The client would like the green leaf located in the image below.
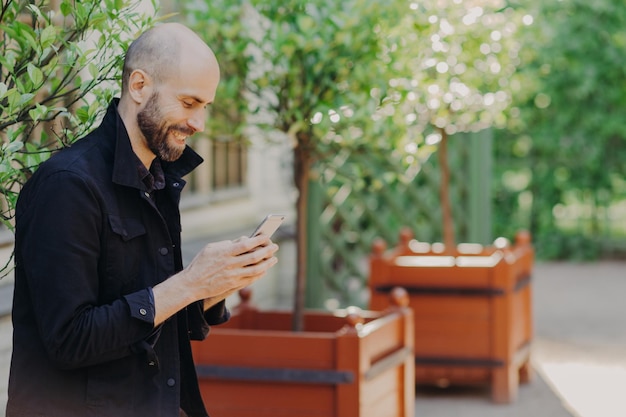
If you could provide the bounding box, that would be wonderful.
[4,140,24,154]
[18,93,35,106]
[88,63,99,79]
[0,52,16,73]
[75,106,90,123]
[27,64,44,87]
[28,104,49,122]
[40,26,58,50]
[20,29,40,53]
[60,1,72,16]
[26,4,45,23]
[90,12,108,28]
[296,15,316,32]
[4,88,21,112]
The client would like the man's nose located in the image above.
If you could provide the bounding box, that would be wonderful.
[187,109,206,133]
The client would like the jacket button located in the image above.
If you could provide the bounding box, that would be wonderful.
[144,191,150,198]
[167,378,176,387]
[139,308,147,316]
[172,182,180,188]
[159,247,169,255]
[148,360,156,366]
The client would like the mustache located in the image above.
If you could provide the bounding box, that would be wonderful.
[170,126,195,136]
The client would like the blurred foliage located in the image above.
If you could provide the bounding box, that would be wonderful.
[0,0,158,234]
[184,0,626,274]
[181,0,415,316]
[383,0,527,248]
[181,0,535,307]
[493,0,626,260]
[182,0,412,159]
[388,0,524,137]
[3,0,622,271]
[181,0,251,143]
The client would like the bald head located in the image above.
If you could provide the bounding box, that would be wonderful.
[117,23,220,168]
[121,23,219,94]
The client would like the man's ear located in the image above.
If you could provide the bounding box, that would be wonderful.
[127,69,152,104]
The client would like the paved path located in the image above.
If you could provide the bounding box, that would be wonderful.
[1,261,625,417]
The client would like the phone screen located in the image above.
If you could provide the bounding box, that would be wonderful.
[250,214,285,238]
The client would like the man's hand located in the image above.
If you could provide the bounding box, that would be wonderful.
[152,235,278,326]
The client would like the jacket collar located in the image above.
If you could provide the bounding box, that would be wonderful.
[103,99,204,189]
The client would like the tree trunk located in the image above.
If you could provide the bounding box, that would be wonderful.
[292,136,311,332]
[438,128,456,252]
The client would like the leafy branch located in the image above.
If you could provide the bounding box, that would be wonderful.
[0,0,158,237]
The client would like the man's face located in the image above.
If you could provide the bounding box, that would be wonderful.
[136,91,194,162]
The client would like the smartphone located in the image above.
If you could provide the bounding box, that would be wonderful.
[250,214,286,238]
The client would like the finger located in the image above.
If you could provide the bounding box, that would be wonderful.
[246,254,279,270]
[240,244,278,267]
[240,257,278,275]
[231,235,248,244]
[234,236,274,257]
[248,234,271,249]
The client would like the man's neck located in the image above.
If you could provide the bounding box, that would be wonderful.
[116,99,156,169]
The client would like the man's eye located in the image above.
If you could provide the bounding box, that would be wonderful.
[183,101,193,108]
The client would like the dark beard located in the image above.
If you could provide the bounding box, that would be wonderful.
[137,92,188,162]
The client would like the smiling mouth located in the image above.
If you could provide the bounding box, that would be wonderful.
[172,130,188,143]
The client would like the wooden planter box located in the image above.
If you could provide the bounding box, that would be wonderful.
[192,287,415,417]
[368,229,534,404]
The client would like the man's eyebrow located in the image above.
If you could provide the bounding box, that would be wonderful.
[192,96,208,104]
[181,95,212,105]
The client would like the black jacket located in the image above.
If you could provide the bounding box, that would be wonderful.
[7,100,228,417]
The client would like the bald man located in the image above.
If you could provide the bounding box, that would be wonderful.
[6,23,279,417]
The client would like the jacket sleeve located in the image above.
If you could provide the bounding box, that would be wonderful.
[17,170,155,369]
[186,299,231,341]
